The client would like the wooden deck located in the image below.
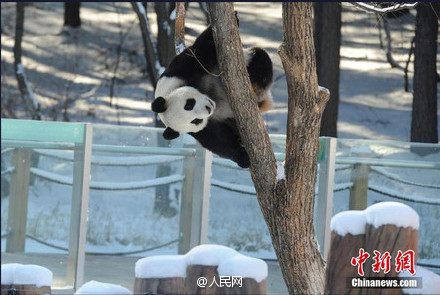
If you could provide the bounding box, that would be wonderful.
[1,252,288,294]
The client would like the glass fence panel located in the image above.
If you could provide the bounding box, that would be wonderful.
[1,145,75,289]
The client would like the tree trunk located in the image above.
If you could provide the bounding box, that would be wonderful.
[207,3,328,294]
[410,2,439,143]
[154,2,176,67]
[64,2,81,28]
[132,2,160,88]
[314,2,341,137]
[14,2,40,120]
[174,2,186,54]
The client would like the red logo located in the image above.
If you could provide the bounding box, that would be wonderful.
[351,249,416,276]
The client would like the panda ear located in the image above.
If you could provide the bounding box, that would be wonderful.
[163,127,180,140]
[152,97,167,113]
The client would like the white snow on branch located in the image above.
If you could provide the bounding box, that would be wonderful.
[351,2,418,14]
[318,85,330,95]
[155,60,165,76]
[16,63,39,109]
[169,8,176,21]
[276,161,285,180]
[176,43,185,55]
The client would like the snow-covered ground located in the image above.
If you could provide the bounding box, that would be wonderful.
[1,0,439,283]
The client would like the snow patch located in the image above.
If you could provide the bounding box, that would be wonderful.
[318,85,330,95]
[134,245,268,282]
[276,161,285,180]
[350,146,372,155]
[217,254,268,283]
[135,255,187,278]
[4,264,53,287]
[185,244,238,266]
[1,263,22,285]
[176,43,186,55]
[331,210,367,236]
[399,266,440,294]
[169,9,176,21]
[75,280,131,295]
[365,201,419,230]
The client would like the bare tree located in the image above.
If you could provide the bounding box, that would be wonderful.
[207,3,328,294]
[314,2,341,137]
[410,2,439,143]
[14,2,40,120]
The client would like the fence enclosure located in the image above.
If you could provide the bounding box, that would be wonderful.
[1,119,439,293]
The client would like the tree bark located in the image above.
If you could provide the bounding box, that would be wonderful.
[154,2,176,67]
[14,2,40,120]
[64,2,81,28]
[174,2,186,54]
[207,3,328,294]
[314,2,341,137]
[410,2,439,143]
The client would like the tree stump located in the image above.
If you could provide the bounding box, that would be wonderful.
[325,211,367,295]
[363,203,419,295]
[185,265,219,295]
[134,277,186,295]
[9,285,51,295]
[220,278,266,295]
[134,255,187,295]
[326,202,419,295]
[1,264,52,295]
[134,245,267,295]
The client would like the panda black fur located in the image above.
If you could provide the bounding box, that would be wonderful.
[152,23,273,168]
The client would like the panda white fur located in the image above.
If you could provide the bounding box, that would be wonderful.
[151,20,273,168]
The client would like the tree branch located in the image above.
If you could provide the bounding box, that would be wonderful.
[175,2,186,54]
[132,2,160,87]
[206,3,277,202]
[351,2,418,14]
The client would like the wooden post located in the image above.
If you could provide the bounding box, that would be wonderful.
[349,149,370,210]
[326,202,419,295]
[363,203,419,295]
[9,285,51,295]
[134,277,186,295]
[6,148,31,253]
[325,211,367,295]
[186,265,219,295]
[220,278,266,295]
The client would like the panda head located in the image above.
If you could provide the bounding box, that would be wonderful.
[152,86,216,140]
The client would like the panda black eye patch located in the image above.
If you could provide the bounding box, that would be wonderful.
[191,118,203,125]
[184,98,196,111]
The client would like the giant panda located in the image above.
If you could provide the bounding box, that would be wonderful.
[151,19,273,168]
